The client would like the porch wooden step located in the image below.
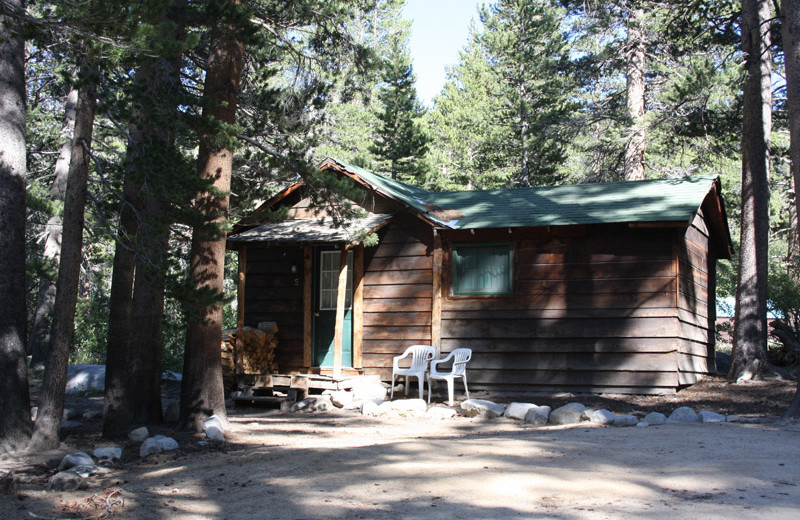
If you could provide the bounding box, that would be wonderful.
[232,394,295,412]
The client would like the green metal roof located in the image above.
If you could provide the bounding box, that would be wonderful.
[326,158,720,230]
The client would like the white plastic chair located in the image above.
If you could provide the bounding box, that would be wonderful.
[391,345,436,400]
[427,348,472,406]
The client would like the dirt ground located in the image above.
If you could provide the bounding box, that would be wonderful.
[2,377,799,520]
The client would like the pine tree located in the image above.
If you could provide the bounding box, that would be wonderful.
[370,36,430,181]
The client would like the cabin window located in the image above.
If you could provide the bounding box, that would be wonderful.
[453,243,513,295]
[319,250,353,310]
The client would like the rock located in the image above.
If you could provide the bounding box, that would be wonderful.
[61,420,82,430]
[203,415,225,433]
[549,403,586,425]
[589,409,616,425]
[63,408,80,420]
[82,409,103,420]
[161,370,182,382]
[523,405,551,425]
[614,414,639,427]
[351,378,387,402]
[330,391,354,408]
[205,426,224,442]
[291,398,316,413]
[425,407,457,420]
[640,412,667,426]
[387,399,428,417]
[139,435,179,457]
[163,400,180,423]
[699,410,726,423]
[504,402,539,421]
[312,396,333,412]
[129,426,149,442]
[93,447,122,461]
[361,400,382,416]
[59,452,94,471]
[667,406,699,424]
[69,465,108,478]
[49,471,84,491]
[461,399,505,418]
[65,365,106,394]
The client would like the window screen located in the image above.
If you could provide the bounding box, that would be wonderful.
[453,243,513,295]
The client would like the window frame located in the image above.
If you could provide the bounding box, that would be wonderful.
[451,242,514,296]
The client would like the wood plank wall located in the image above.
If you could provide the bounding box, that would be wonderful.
[361,214,433,376]
[677,210,716,384]
[438,226,683,394]
[242,246,305,372]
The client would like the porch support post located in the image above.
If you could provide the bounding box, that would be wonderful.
[302,245,312,370]
[333,245,349,378]
[353,243,364,369]
[431,231,443,356]
[235,245,247,376]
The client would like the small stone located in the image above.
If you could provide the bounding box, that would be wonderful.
[61,420,82,429]
[589,409,616,425]
[667,406,699,424]
[549,403,586,425]
[330,391,354,408]
[461,399,505,418]
[205,426,224,442]
[203,415,225,434]
[523,405,551,425]
[63,408,80,420]
[163,400,180,422]
[425,407,457,420]
[504,402,538,421]
[312,396,333,412]
[129,426,149,442]
[290,398,316,413]
[82,409,103,420]
[139,435,179,457]
[641,412,667,425]
[614,414,639,427]
[93,447,122,461]
[361,400,381,416]
[49,471,84,491]
[699,410,726,423]
[69,465,107,478]
[59,452,94,471]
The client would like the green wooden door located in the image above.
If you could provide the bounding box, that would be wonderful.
[312,248,353,367]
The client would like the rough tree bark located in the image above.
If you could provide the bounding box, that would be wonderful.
[729,0,773,382]
[29,62,97,450]
[0,0,33,453]
[782,0,800,418]
[624,6,646,181]
[28,88,78,370]
[180,0,245,432]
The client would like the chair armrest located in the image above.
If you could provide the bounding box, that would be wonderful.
[431,351,455,371]
[393,350,412,370]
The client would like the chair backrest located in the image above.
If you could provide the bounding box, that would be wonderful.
[405,344,436,369]
[450,348,472,375]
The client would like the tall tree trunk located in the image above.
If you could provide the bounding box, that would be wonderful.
[29,88,79,370]
[624,6,646,181]
[0,0,32,453]
[103,0,187,435]
[30,61,97,450]
[785,0,800,258]
[180,0,245,432]
[729,0,772,382]
[781,0,800,416]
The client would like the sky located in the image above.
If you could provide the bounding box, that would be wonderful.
[401,0,485,107]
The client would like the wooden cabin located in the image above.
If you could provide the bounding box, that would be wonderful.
[227,158,733,394]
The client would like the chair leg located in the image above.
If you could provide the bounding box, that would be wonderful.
[404,376,409,396]
[390,374,395,400]
[463,374,469,401]
[418,375,424,400]
[427,376,432,404]
[447,377,455,407]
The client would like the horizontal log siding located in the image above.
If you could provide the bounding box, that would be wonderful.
[361,215,433,376]
[243,246,305,372]
[440,229,681,394]
[677,212,716,384]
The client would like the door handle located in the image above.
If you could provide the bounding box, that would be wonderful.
[314,312,320,317]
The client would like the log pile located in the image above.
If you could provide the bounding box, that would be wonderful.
[221,322,279,390]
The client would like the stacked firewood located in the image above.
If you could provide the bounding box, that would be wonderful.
[221,322,279,387]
